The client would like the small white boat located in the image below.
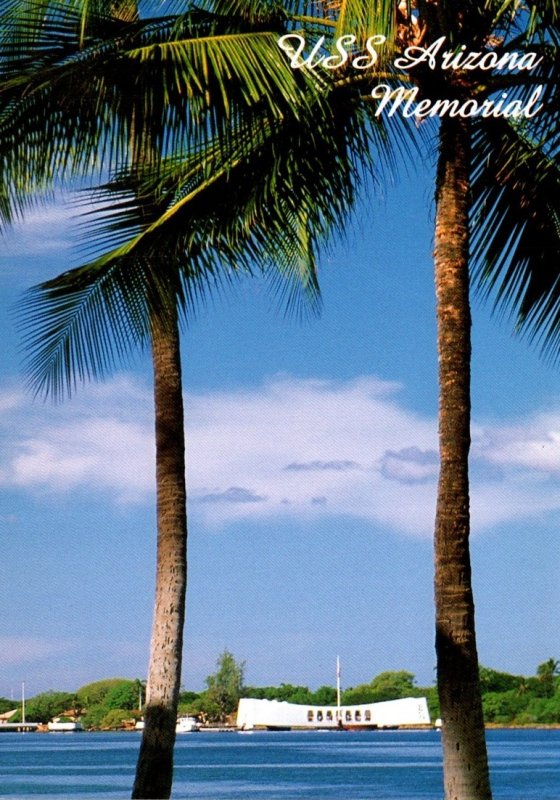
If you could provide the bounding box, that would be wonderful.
[48,719,82,732]
[135,716,199,733]
[176,716,199,733]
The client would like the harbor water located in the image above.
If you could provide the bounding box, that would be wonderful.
[0,728,558,798]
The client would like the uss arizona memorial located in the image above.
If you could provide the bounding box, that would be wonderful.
[237,658,432,731]
[236,696,431,731]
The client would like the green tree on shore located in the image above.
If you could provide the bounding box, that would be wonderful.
[0,697,14,714]
[536,659,560,698]
[10,691,76,723]
[76,679,131,709]
[204,650,246,721]
[342,670,416,705]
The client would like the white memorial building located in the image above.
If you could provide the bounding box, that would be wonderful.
[236,696,431,731]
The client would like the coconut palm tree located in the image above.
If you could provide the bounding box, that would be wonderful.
[1,3,386,796]
[536,659,560,697]
[305,3,559,797]
[29,129,375,799]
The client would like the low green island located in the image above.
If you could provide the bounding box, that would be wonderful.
[3,653,559,731]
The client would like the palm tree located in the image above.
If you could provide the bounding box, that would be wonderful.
[308,3,559,797]
[2,3,383,796]
[432,112,489,799]
[536,659,560,697]
[146,2,556,797]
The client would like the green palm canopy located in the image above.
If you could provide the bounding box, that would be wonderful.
[2,0,407,397]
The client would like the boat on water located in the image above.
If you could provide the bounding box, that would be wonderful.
[135,716,199,733]
[47,719,83,732]
[176,716,200,733]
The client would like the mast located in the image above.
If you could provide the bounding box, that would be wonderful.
[336,656,341,721]
[21,682,25,724]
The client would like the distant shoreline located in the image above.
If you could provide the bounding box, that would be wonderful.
[485,723,560,730]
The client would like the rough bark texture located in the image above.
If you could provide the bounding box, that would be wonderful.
[132,304,187,799]
[434,117,492,800]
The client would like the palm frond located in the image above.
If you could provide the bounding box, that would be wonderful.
[0,1,324,207]
[75,72,388,277]
[123,30,324,132]
[488,0,560,41]
[17,54,393,398]
[471,117,560,359]
[332,0,395,44]
[17,242,233,399]
[195,0,287,25]
[11,0,421,399]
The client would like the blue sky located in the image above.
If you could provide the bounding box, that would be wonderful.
[0,162,559,701]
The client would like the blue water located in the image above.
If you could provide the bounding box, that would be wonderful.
[0,729,558,799]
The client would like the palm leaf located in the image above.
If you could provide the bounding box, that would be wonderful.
[471,117,560,358]
[489,0,560,41]
[18,248,230,398]
[18,57,390,398]
[332,0,395,44]
[123,30,324,132]
[0,1,324,205]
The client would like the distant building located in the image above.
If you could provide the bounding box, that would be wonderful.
[237,696,431,730]
[0,709,18,725]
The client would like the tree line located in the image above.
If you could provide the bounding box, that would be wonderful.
[3,654,559,729]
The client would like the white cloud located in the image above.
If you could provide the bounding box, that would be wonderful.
[474,412,560,473]
[2,373,560,537]
[185,375,438,534]
[12,417,153,497]
[0,195,109,287]
[0,202,76,264]
[1,377,155,503]
[0,636,75,667]
[380,446,439,483]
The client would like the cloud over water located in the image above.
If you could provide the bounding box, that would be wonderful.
[2,374,560,537]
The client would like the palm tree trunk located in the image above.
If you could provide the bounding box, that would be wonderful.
[433,116,492,800]
[132,302,187,799]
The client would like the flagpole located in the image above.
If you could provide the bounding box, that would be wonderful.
[336,656,341,722]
